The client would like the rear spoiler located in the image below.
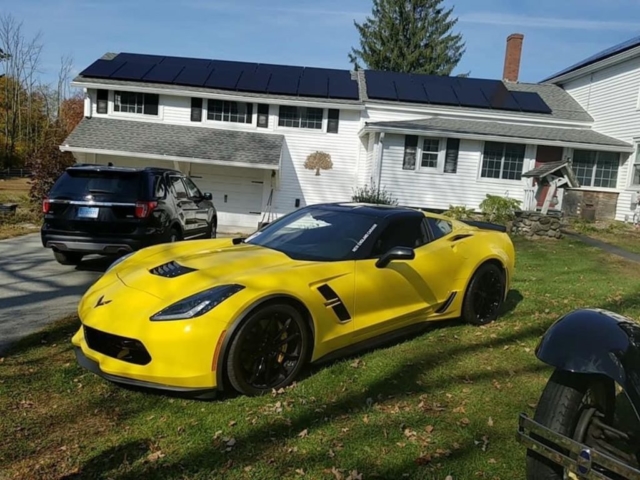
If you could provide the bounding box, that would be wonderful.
[460,220,507,233]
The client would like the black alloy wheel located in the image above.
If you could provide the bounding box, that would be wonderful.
[226,303,310,396]
[462,263,506,326]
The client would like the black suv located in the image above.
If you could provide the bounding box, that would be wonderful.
[41,164,217,265]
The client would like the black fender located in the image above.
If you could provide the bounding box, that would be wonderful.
[536,308,640,412]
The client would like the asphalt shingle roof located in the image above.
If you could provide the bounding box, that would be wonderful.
[366,117,632,150]
[62,117,284,167]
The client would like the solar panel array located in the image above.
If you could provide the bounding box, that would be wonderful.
[364,70,552,114]
[542,34,640,81]
[79,53,360,100]
[78,53,553,114]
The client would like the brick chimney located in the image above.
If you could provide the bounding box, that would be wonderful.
[503,33,524,82]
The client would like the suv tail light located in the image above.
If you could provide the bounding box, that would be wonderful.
[42,199,51,213]
[135,201,158,219]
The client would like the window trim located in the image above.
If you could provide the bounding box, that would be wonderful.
[478,140,527,183]
[571,148,620,190]
[402,135,447,173]
[276,105,325,132]
[205,99,255,125]
[110,90,162,119]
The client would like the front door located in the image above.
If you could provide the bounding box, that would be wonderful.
[534,146,564,208]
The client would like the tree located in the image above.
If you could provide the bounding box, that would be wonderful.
[348,0,465,76]
[304,151,333,176]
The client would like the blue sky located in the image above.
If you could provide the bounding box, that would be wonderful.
[2,0,640,86]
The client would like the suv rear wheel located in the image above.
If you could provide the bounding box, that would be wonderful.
[53,251,84,266]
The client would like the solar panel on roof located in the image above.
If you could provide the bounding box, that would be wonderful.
[143,64,184,83]
[298,70,329,97]
[512,91,552,114]
[161,56,211,68]
[267,73,300,95]
[423,82,459,106]
[487,89,522,111]
[236,71,271,92]
[210,60,257,72]
[453,86,491,109]
[204,68,243,90]
[365,71,398,101]
[327,72,359,99]
[173,66,213,86]
[80,59,126,78]
[393,76,428,103]
[111,61,155,81]
[116,53,165,63]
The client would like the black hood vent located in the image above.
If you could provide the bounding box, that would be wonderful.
[149,261,196,278]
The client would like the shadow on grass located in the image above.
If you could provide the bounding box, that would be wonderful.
[67,322,551,479]
[1,316,79,359]
[59,440,151,480]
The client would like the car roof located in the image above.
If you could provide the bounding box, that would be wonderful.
[311,202,425,220]
[67,164,182,175]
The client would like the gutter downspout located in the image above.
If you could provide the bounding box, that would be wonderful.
[377,132,385,194]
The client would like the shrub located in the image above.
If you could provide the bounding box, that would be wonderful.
[479,194,521,225]
[444,205,476,220]
[351,184,398,205]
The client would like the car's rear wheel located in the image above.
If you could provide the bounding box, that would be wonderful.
[53,251,84,266]
[461,262,505,326]
[226,303,310,396]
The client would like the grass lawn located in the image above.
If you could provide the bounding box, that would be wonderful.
[1,237,640,480]
[566,218,640,255]
[0,177,40,240]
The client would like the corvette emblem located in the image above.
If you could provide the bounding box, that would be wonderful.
[95,295,112,308]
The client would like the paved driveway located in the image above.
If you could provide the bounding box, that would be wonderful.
[0,233,106,355]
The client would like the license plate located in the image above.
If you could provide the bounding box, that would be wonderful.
[77,206,99,219]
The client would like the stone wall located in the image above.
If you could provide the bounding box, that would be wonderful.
[510,212,563,239]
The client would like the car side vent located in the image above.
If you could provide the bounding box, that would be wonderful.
[149,261,196,278]
[317,284,352,322]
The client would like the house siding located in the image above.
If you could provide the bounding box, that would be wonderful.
[378,134,535,211]
[561,57,640,221]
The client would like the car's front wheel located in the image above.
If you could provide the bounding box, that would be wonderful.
[226,303,311,396]
[53,251,84,266]
[461,262,505,326]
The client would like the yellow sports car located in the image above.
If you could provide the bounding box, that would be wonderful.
[72,203,515,398]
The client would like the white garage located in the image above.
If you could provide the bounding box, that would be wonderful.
[60,118,284,231]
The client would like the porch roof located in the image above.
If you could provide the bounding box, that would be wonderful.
[364,117,634,152]
[60,117,284,169]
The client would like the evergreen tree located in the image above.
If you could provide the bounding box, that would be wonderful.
[349,0,466,76]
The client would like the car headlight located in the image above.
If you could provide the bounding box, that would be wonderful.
[106,252,135,273]
[150,284,245,321]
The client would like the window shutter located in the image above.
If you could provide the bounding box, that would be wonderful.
[246,103,254,124]
[190,98,202,122]
[144,94,159,115]
[444,138,460,174]
[403,135,418,170]
[257,103,269,128]
[96,89,108,114]
[327,108,340,133]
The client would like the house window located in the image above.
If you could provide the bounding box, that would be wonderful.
[257,103,269,128]
[113,91,158,115]
[327,109,340,134]
[278,106,323,129]
[208,100,253,124]
[421,138,440,168]
[572,149,620,188]
[481,141,525,180]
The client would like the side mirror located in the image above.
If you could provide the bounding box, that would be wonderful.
[202,192,213,201]
[375,246,415,269]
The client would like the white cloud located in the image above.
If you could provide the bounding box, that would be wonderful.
[459,12,640,31]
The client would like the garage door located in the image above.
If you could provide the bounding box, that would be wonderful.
[189,164,265,229]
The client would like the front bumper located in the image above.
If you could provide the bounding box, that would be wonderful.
[516,413,640,479]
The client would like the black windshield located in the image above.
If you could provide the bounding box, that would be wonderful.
[245,208,380,261]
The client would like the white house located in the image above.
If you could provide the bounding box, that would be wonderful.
[542,35,640,223]
[61,36,634,230]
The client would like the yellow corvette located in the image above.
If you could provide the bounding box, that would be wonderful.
[72,203,515,397]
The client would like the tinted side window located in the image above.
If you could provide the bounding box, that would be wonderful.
[428,218,453,241]
[153,175,168,198]
[183,177,202,198]
[371,216,428,256]
[169,176,188,200]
